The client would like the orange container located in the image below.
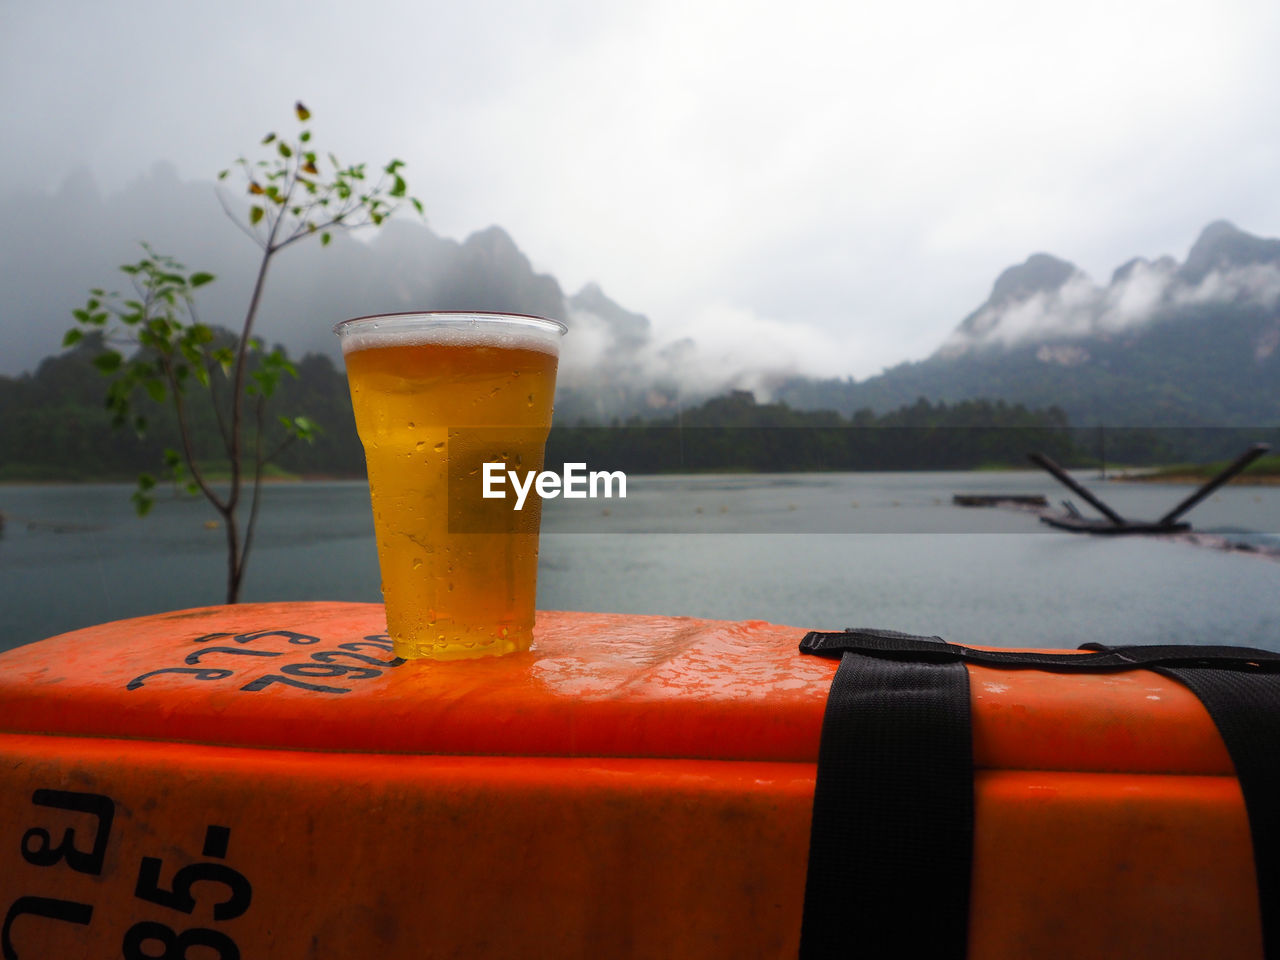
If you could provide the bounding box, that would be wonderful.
[0,603,1262,958]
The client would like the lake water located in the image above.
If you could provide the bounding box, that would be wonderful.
[2,472,1278,655]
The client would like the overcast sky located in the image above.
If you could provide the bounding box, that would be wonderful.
[4,0,1280,378]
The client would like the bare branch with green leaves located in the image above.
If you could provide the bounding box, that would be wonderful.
[67,102,423,603]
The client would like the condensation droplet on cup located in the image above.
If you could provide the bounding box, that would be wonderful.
[412,558,423,570]
[433,442,445,453]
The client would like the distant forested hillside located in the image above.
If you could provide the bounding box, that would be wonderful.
[3,339,1090,481]
[0,334,364,482]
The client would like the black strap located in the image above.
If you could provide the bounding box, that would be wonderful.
[799,628,1280,960]
[1151,660,1280,958]
[802,628,1280,672]
[799,632,972,959]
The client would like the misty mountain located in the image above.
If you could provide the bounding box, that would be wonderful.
[777,221,1280,426]
[0,165,686,421]
[5,167,1279,429]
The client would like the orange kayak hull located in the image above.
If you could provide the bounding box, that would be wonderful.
[0,603,1262,958]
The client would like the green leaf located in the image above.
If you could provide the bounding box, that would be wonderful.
[321,231,331,247]
[300,130,311,143]
[137,472,157,491]
[250,205,264,225]
[190,270,214,286]
[144,379,166,403]
[131,490,154,517]
[253,368,279,397]
[411,197,424,216]
[163,448,182,468]
[288,415,320,442]
[390,175,406,198]
[72,308,91,324]
[93,351,123,374]
[218,169,229,180]
[278,142,293,159]
[62,328,83,347]
[295,101,311,121]
[262,132,277,145]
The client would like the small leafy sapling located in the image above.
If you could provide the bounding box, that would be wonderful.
[67,102,422,603]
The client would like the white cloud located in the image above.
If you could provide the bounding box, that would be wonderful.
[947,260,1280,352]
[1175,263,1280,310]
[1097,260,1176,331]
[560,300,864,402]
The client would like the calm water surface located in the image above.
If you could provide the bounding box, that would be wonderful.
[2,472,1278,654]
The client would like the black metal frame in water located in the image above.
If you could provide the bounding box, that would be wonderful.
[1030,444,1271,535]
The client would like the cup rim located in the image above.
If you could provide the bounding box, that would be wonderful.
[333,310,568,338]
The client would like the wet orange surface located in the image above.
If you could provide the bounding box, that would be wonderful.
[0,602,1235,772]
[0,603,1261,958]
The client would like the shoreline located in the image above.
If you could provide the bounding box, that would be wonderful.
[1110,472,1280,486]
[0,473,367,487]
[4,466,1279,487]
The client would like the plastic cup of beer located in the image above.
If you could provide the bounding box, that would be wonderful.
[334,312,566,660]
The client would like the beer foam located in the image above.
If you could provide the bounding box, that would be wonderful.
[335,313,564,356]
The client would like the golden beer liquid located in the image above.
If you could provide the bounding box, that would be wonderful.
[343,333,559,660]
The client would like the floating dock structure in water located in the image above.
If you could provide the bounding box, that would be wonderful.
[1029,443,1270,535]
[952,493,1048,508]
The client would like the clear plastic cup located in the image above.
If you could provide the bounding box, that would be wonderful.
[335,312,566,660]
